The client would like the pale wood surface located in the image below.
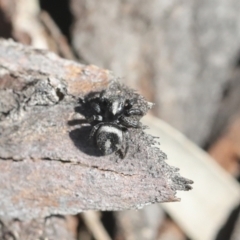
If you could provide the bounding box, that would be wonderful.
[143,115,240,240]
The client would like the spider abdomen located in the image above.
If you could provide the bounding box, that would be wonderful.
[96,125,123,155]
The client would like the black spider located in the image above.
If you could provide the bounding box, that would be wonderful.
[85,92,144,158]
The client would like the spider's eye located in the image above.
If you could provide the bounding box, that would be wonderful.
[124,99,134,109]
[124,100,130,107]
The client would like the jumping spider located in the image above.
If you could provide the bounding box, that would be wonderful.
[86,92,144,158]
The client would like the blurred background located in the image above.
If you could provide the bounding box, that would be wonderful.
[0,0,239,239]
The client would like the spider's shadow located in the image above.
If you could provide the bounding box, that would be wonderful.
[68,92,102,157]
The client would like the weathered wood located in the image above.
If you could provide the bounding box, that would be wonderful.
[0,39,192,220]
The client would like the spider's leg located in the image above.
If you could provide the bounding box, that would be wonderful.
[125,108,144,116]
[122,127,130,158]
[87,115,103,123]
[89,122,104,140]
[99,90,106,99]
[115,127,130,159]
[79,98,85,104]
[91,102,102,113]
[119,116,142,128]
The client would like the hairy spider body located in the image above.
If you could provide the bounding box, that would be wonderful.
[95,124,128,156]
[86,92,144,158]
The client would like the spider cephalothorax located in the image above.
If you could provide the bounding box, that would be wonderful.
[86,92,144,158]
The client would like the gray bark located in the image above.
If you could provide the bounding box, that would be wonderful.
[0,39,192,220]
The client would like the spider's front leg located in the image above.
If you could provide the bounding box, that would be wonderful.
[91,101,102,114]
[87,115,103,123]
[119,115,142,128]
[125,108,144,116]
[123,127,130,158]
[115,127,130,159]
[89,122,104,140]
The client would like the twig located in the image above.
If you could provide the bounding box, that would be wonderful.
[82,211,112,240]
[39,10,77,60]
[14,0,48,48]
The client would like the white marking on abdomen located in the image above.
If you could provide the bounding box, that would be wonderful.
[97,125,123,141]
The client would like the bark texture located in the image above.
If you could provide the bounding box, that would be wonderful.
[0,39,192,220]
